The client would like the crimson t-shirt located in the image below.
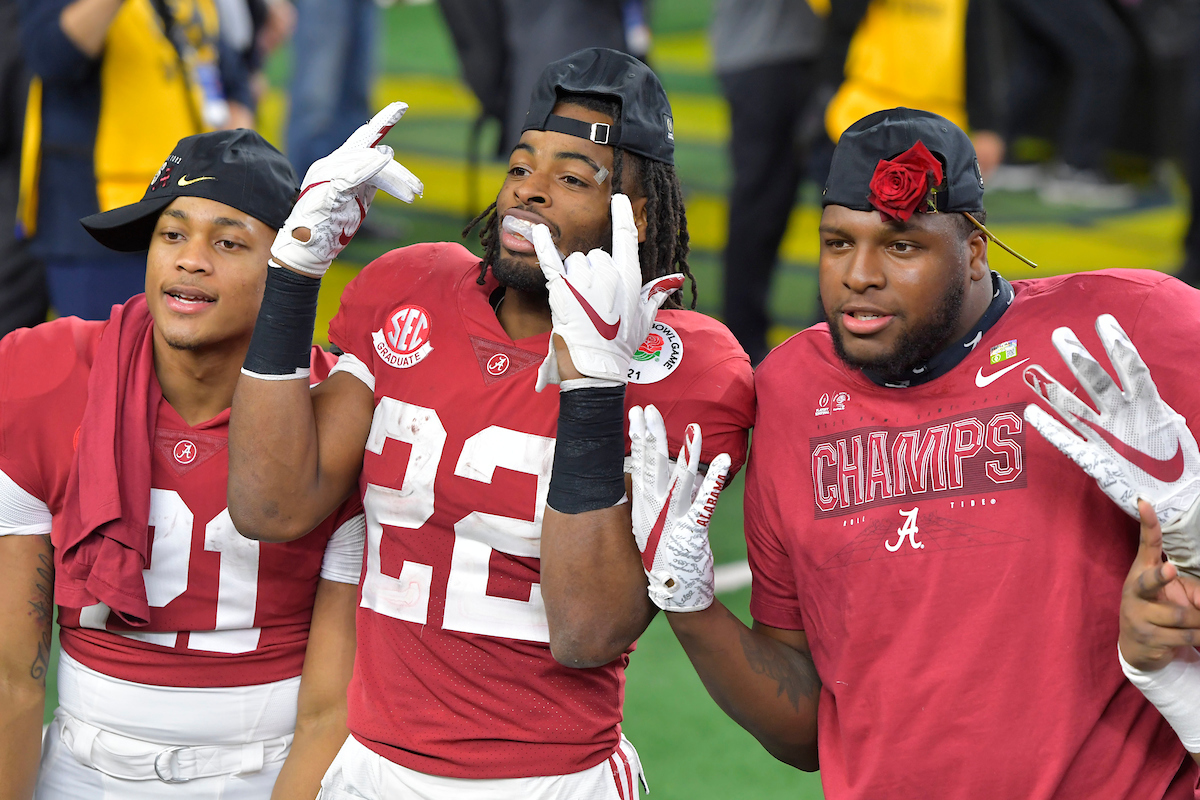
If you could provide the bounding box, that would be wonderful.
[747,269,1200,799]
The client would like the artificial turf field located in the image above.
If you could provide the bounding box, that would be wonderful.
[41,1,1191,797]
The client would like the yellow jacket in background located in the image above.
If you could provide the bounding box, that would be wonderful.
[826,0,969,142]
[94,0,219,211]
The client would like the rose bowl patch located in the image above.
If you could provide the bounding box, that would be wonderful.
[628,321,682,384]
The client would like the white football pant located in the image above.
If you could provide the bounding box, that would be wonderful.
[35,651,298,799]
[318,733,647,800]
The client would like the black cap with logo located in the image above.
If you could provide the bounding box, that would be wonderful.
[522,47,675,165]
[81,129,299,252]
[823,107,985,213]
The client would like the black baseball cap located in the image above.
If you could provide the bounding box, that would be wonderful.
[823,107,985,213]
[81,129,299,252]
[522,47,675,165]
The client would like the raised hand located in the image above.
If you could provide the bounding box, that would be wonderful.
[1120,501,1200,672]
[526,194,683,390]
[628,404,730,612]
[1023,314,1200,576]
[272,102,423,278]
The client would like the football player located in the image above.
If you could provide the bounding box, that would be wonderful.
[0,130,380,799]
[227,49,754,797]
[624,108,1200,798]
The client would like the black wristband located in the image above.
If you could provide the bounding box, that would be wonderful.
[547,386,628,514]
[243,262,321,379]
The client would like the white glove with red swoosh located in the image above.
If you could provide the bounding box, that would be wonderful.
[527,194,683,390]
[272,102,423,278]
[629,404,731,612]
[1023,313,1200,575]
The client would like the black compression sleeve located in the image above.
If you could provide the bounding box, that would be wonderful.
[546,386,627,514]
[242,262,321,378]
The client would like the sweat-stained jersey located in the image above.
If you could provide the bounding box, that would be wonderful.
[327,242,755,780]
[746,269,1200,799]
[0,315,362,689]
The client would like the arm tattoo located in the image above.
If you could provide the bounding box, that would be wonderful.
[738,626,821,712]
[28,543,54,686]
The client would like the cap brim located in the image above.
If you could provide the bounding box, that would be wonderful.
[80,196,175,253]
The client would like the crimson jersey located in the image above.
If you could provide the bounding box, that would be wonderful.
[0,314,361,688]
[328,242,754,779]
[747,270,1200,799]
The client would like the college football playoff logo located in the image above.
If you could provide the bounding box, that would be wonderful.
[373,304,433,369]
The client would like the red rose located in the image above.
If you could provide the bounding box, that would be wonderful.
[866,141,945,223]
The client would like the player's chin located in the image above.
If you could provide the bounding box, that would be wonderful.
[830,323,900,371]
[491,254,549,295]
[157,324,209,352]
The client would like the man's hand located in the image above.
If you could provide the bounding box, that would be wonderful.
[1120,500,1200,671]
[272,102,423,278]
[628,405,730,612]
[527,194,683,390]
[1023,313,1200,575]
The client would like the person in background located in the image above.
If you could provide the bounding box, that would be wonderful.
[991,0,1137,208]
[285,0,373,179]
[215,0,296,116]
[16,0,253,321]
[0,0,48,336]
[711,0,823,365]
[809,0,1007,177]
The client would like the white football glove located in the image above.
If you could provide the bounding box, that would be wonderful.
[1023,313,1200,576]
[629,404,731,612]
[272,102,423,278]
[526,194,683,390]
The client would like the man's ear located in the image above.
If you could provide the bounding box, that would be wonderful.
[630,195,649,244]
[968,229,989,281]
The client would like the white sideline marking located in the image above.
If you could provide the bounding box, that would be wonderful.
[714,560,752,593]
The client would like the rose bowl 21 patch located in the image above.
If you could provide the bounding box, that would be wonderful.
[628,321,682,384]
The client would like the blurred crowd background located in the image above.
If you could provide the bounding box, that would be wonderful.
[4,0,1200,367]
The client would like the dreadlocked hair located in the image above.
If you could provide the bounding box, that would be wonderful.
[462,93,696,309]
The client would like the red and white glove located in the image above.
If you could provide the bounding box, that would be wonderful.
[1023,313,1200,575]
[628,404,731,612]
[526,194,683,390]
[272,102,423,278]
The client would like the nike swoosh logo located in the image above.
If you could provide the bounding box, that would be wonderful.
[338,198,366,246]
[177,175,215,186]
[975,358,1030,388]
[370,123,396,147]
[563,279,620,340]
[1078,418,1186,482]
[643,484,675,572]
[298,180,330,199]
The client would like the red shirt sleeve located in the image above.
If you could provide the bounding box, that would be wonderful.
[625,313,756,475]
[0,318,101,507]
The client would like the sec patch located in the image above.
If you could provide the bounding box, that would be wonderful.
[628,321,682,384]
[373,305,433,369]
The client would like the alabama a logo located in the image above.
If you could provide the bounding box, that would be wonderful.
[627,321,683,384]
[373,305,433,369]
[885,507,925,552]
